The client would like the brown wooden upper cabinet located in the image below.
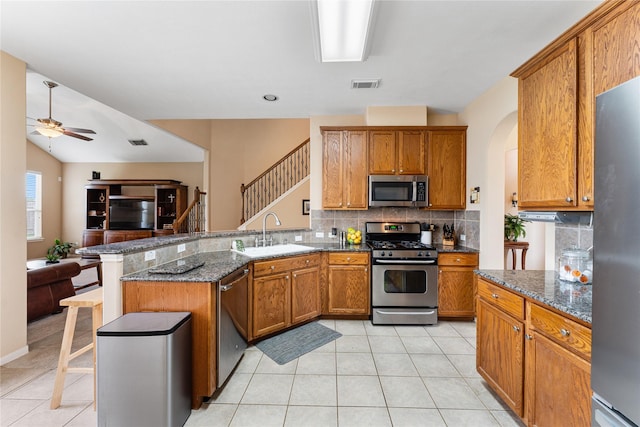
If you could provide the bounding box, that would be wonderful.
[368,130,425,175]
[322,130,368,210]
[427,130,467,210]
[512,1,640,211]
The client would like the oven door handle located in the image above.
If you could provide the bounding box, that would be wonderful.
[375,309,437,315]
[374,259,436,265]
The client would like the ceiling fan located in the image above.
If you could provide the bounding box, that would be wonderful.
[28,81,96,141]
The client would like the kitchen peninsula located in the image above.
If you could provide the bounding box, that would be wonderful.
[80,230,477,408]
[474,270,592,426]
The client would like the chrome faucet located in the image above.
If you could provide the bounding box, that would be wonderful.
[260,212,281,247]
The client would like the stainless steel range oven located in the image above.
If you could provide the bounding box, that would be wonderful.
[366,222,438,325]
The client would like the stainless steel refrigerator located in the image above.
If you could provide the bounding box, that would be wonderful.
[593,75,640,427]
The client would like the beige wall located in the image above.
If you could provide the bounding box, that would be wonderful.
[1,51,28,362]
[62,163,204,246]
[241,178,311,231]
[152,119,311,231]
[211,119,310,230]
[459,76,519,269]
[26,142,63,259]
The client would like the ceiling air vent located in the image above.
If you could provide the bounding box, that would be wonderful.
[128,139,148,146]
[351,79,380,89]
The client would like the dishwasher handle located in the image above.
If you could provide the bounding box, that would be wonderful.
[219,268,250,291]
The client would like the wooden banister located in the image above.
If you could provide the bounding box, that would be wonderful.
[241,138,310,224]
[173,187,206,233]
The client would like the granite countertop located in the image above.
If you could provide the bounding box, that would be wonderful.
[436,244,478,253]
[122,244,370,283]
[475,270,592,324]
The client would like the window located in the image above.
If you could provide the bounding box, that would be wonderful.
[26,171,42,240]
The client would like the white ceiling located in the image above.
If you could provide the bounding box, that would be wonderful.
[1,0,601,163]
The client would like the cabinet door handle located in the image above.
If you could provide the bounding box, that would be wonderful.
[399,169,403,173]
[525,334,533,340]
[270,265,275,270]
[392,169,396,173]
[347,257,351,262]
[566,197,573,203]
[582,196,590,202]
[286,275,289,280]
[306,259,310,264]
[512,325,520,332]
[456,258,461,263]
[491,293,499,299]
[293,274,297,278]
[364,267,368,273]
[560,328,571,337]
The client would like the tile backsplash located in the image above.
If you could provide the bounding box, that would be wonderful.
[555,222,594,255]
[310,208,480,249]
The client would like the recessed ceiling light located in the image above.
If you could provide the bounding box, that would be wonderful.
[263,94,278,102]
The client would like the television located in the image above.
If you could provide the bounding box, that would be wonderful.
[109,199,155,230]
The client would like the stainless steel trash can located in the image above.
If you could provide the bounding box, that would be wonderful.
[97,312,191,427]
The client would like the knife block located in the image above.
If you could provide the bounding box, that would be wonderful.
[442,237,455,246]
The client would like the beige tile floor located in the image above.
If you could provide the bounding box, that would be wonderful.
[1,308,525,427]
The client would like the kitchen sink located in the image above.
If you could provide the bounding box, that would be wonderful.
[232,243,316,258]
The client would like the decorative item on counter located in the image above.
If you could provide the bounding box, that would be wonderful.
[346,227,361,245]
[557,246,593,284]
[442,224,455,246]
[231,240,245,252]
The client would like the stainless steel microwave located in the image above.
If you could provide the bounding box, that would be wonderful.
[369,175,428,207]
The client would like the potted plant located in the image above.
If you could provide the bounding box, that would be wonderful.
[49,239,73,259]
[504,214,530,242]
[45,251,60,263]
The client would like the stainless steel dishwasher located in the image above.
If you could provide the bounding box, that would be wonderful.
[217,266,249,387]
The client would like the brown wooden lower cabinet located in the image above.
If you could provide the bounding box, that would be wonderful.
[82,229,104,247]
[103,229,152,244]
[476,294,525,417]
[251,253,321,340]
[325,252,370,316]
[122,280,216,410]
[437,252,478,319]
[476,276,592,426]
[525,330,591,426]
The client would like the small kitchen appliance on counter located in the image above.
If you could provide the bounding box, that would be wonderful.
[366,222,438,325]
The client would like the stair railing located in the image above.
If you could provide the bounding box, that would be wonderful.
[240,138,310,224]
[173,187,207,233]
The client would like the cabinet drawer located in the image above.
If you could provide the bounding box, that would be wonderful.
[253,253,320,277]
[528,302,591,359]
[328,252,369,265]
[477,279,525,320]
[438,252,478,266]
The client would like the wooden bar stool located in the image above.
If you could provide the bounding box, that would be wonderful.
[50,288,103,410]
[504,241,529,270]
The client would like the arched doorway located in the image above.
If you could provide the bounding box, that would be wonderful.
[481,111,547,270]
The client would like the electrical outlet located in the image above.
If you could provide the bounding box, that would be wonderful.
[295,235,303,242]
[177,244,186,253]
[459,234,466,241]
[144,250,156,261]
[315,232,324,238]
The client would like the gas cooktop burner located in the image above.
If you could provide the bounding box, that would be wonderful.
[367,240,435,251]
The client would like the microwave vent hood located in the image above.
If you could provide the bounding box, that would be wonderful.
[518,211,593,225]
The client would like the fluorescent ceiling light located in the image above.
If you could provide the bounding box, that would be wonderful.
[312,0,375,62]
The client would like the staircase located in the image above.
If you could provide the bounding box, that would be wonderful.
[240,138,310,225]
[173,187,207,233]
